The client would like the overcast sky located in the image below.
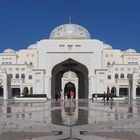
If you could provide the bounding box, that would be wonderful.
[0,0,140,52]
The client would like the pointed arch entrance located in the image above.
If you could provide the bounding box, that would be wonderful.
[111,87,117,96]
[51,58,89,99]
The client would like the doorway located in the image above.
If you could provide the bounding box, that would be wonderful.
[64,82,76,99]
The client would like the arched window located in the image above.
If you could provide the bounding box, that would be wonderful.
[107,62,110,66]
[15,74,19,79]
[120,74,124,78]
[23,87,29,96]
[108,75,111,79]
[127,74,131,79]
[111,87,117,96]
[115,74,119,79]
[21,74,25,79]
[29,75,32,80]
[29,62,33,66]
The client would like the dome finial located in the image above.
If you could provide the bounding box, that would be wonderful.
[69,16,72,23]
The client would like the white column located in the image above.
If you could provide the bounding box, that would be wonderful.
[7,75,11,99]
[89,76,95,98]
[128,84,130,99]
[20,80,24,96]
[132,75,136,99]
[3,85,8,99]
[88,77,92,98]
[3,74,8,100]
[132,85,136,99]
[115,85,119,97]
[115,79,119,97]
[45,76,51,98]
[75,78,78,99]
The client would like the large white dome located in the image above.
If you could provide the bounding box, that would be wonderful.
[27,44,37,49]
[125,48,136,53]
[3,48,15,53]
[103,44,112,50]
[49,24,91,39]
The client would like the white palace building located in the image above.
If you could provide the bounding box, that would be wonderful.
[0,23,140,99]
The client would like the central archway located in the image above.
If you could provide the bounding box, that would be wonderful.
[51,58,89,99]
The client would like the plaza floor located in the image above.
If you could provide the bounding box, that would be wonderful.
[0,99,140,140]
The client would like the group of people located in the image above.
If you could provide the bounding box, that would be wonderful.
[55,90,75,101]
[102,92,114,102]
[92,92,114,102]
[55,90,62,101]
[92,94,98,101]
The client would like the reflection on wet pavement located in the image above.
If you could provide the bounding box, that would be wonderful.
[0,99,140,140]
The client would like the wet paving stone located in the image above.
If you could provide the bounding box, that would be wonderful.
[0,99,140,140]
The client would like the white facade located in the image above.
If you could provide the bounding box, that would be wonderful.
[0,23,140,99]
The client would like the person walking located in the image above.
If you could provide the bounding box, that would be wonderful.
[95,94,98,101]
[55,92,59,101]
[110,92,114,102]
[70,91,74,101]
[106,93,109,103]
[92,93,94,101]
[102,92,106,102]
[58,91,61,100]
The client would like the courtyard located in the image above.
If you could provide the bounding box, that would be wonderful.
[0,99,140,140]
